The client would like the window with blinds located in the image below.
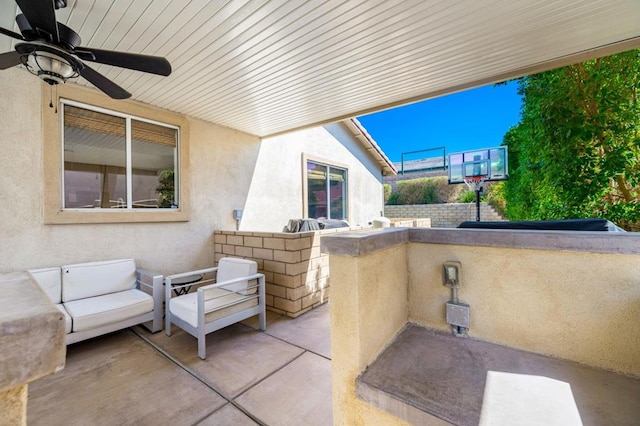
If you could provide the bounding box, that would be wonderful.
[62,102,179,210]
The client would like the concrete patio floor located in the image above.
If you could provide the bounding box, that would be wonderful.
[27,304,332,426]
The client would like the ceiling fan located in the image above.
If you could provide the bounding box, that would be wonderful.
[0,0,171,99]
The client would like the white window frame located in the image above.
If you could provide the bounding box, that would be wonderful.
[60,99,180,211]
[302,155,349,221]
[43,84,190,225]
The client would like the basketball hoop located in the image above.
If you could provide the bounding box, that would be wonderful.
[448,146,508,223]
[463,175,486,192]
[463,175,486,222]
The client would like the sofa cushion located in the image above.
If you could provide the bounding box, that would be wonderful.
[216,258,258,295]
[169,289,257,328]
[64,289,153,332]
[62,259,137,303]
[28,267,62,304]
[55,304,72,334]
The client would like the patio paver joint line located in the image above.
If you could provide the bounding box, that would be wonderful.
[130,327,268,426]
[232,350,308,402]
[263,328,332,361]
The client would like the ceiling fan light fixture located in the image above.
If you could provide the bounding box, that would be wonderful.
[22,50,77,85]
[2,0,170,99]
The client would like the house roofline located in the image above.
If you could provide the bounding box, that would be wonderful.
[341,118,397,176]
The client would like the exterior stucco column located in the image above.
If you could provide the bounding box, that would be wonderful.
[0,272,66,425]
[0,385,27,426]
[323,229,414,425]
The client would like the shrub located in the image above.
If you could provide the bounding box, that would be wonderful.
[484,181,508,218]
[383,184,392,204]
[385,175,509,221]
[458,190,477,203]
[387,192,400,205]
[390,176,457,204]
[395,179,428,204]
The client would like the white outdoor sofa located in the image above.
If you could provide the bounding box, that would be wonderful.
[165,257,266,359]
[28,258,163,345]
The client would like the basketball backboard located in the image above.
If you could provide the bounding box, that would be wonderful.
[448,146,508,184]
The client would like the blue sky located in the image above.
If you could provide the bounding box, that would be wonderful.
[358,81,522,163]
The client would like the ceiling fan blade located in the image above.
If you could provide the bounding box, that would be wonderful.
[0,51,22,69]
[75,48,171,76]
[0,26,24,41]
[79,64,131,99]
[15,0,59,42]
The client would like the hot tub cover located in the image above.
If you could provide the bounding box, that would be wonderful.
[457,218,625,232]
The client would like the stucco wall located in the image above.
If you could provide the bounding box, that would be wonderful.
[407,243,640,376]
[322,228,640,424]
[241,122,385,232]
[0,68,260,274]
[0,68,386,276]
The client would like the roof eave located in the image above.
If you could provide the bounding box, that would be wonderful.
[341,118,397,176]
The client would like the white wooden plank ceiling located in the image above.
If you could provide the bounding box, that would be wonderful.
[1,0,639,137]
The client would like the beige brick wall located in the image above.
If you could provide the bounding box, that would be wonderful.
[389,218,432,228]
[385,202,505,228]
[213,226,363,317]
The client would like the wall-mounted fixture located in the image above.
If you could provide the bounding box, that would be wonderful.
[443,261,460,288]
[0,2,171,101]
[442,261,469,336]
[233,209,243,230]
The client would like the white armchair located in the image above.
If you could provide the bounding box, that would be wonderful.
[165,257,266,359]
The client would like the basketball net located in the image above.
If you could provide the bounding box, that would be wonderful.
[463,175,486,192]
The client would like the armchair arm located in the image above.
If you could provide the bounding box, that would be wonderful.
[136,267,163,333]
[197,273,266,330]
[136,267,163,289]
[196,272,264,293]
[166,266,219,282]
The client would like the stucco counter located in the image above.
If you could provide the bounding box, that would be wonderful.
[321,226,640,256]
[320,226,640,425]
[0,272,66,425]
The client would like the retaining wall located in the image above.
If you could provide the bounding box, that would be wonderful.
[389,218,432,228]
[384,202,505,228]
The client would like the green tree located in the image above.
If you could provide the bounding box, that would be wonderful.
[156,169,175,208]
[504,49,640,230]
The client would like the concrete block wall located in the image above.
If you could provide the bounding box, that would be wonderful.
[389,218,432,228]
[214,227,363,318]
[384,203,505,228]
